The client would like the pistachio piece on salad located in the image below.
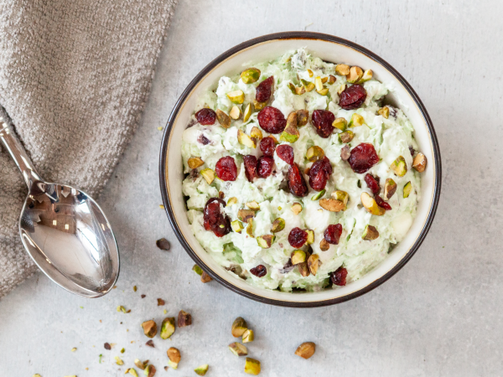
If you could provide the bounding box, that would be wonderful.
[296,109,309,126]
[337,83,347,95]
[315,76,324,91]
[295,342,316,359]
[194,364,209,376]
[347,66,364,83]
[229,342,248,356]
[141,320,157,338]
[377,106,390,119]
[306,229,315,244]
[242,329,254,343]
[167,347,181,369]
[200,168,215,185]
[246,218,254,237]
[403,181,412,198]
[232,317,248,337]
[307,254,320,276]
[216,109,231,128]
[316,87,329,96]
[291,202,303,215]
[187,157,204,169]
[246,201,260,211]
[332,117,347,131]
[319,238,330,251]
[328,75,336,84]
[358,69,373,83]
[306,146,325,162]
[250,126,263,141]
[237,129,256,148]
[332,190,349,207]
[362,225,379,241]
[238,209,255,222]
[319,198,346,212]
[178,310,192,327]
[253,100,267,110]
[298,262,310,277]
[390,156,408,177]
[288,82,306,95]
[338,130,354,144]
[291,249,306,265]
[271,218,286,233]
[341,144,351,160]
[412,152,427,172]
[227,197,238,206]
[301,79,315,92]
[311,189,325,201]
[280,125,300,143]
[244,358,261,375]
[229,105,242,120]
[335,64,350,76]
[227,90,245,104]
[243,103,253,122]
[231,220,244,233]
[160,317,176,339]
[241,68,261,84]
[384,178,397,199]
[307,69,314,77]
[257,235,275,249]
[361,192,385,216]
[349,113,365,128]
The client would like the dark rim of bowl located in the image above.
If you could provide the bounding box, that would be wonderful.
[159,31,442,308]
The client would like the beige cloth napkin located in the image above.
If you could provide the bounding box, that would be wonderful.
[0,0,177,298]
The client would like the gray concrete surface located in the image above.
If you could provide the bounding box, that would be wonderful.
[1,0,502,375]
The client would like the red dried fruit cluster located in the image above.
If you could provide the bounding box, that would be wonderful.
[375,194,392,211]
[257,156,274,178]
[276,144,294,165]
[309,156,333,191]
[243,155,274,181]
[215,156,238,181]
[203,198,231,237]
[258,106,286,134]
[311,110,335,138]
[250,265,267,277]
[324,224,342,245]
[339,84,367,110]
[260,137,276,156]
[287,163,309,197]
[364,174,380,195]
[195,108,216,125]
[288,227,308,248]
[243,155,258,182]
[255,76,274,103]
[331,266,348,286]
[348,143,379,174]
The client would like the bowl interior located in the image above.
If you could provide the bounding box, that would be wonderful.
[161,35,440,306]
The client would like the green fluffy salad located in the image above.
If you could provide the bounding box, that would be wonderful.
[181,48,426,292]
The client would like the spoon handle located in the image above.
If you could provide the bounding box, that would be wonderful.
[0,119,42,189]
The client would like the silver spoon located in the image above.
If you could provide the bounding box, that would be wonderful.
[0,117,119,298]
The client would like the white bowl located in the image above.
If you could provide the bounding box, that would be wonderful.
[159,32,441,307]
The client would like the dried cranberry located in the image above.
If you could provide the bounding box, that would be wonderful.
[324,224,342,245]
[339,84,367,110]
[257,156,274,178]
[375,195,392,211]
[331,266,348,286]
[287,163,308,197]
[243,155,258,182]
[255,76,274,103]
[364,174,380,195]
[348,143,379,174]
[311,110,335,138]
[250,265,267,277]
[409,146,416,156]
[258,106,286,134]
[195,108,216,125]
[215,156,238,181]
[260,136,276,156]
[288,227,308,248]
[276,144,294,165]
[203,198,231,237]
[309,157,333,191]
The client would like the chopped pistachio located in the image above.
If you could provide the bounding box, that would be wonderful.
[133,285,137,292]
[71,347,77,352]
[231,220,244,233]
[328,74,336,84]
[194,364,209,376]
[246,201,260,211]
[227,197,238,206]
[242,329,255,343]
[347,66,363,83]
[377,106,390,119]
[301,79,315,92]
[115,356,124,365]
[403,181,412,198]
[348,113,365,128]
[257,234,275,249]
[253,100,267,110]
[306,146,325,162]
[178,310,192,327]
[291,202,303,215]
[201,271,212,283]
[232,317,248,337]
[291,250,306,265]
[121,348,125,353]
[141,320,157,338]
[319,198,346,212]
[361,192,385,216]
[384,178,397,199]
[270,218,285,233]
[341,144,351,160]
[358,69,373,83]
[241,68,261,84]
[335,64,350,76]
[134,359,149,370]
[311,189,325,201]
[307,69,314,77]
[337,83,347,95]
[216,109,231,128]
[167,347,181,369]
[144,365,156,377]
[280,112,300,143]
[237,129,256,148]
[128,368,139,377]
[316,87,329,96]
[338,130,354,143]
[315,76,324,91]
[307,254,320,275]
[362,225,379,241]
[227,90,245,104]
[244,358,261,375]
[193,264,203,275]
[160,317,176,339]
[187,157,204,170]
[332,190,349,206]
[243,103,253,122]
[200,168,215,185]
[390,156,408,177]
[229,342,248,356]
[288,82,306,95]
[238,209,255,222]
[246,218,254,238]
[295,342,316,359]
[296,109,309,126]
[33,375,42,377]
[320,238,330,251]
[145,340,154,348]
[412,152,427,172]
[229,105,242,120]
[298,262,310,277]
[306,229,314,244]
[250,126,263,140]
[332,117,347,131]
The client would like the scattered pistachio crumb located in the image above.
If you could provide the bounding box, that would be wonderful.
[163,309,167,315]
[115,356,124,365]
[158,126,163,131]
[133,285,137,292]
[80,306,83,309]
[121,348,125,353]
[159,204,164,209]
[33,374,42,377]
[99,354,103,363]
[71,347,77,352]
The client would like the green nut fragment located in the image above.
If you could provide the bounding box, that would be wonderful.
[227,90,245,104]
[319,198,346,212]
[241,68,261,84]
[280,112,300,143]
[231,220,244,233]
[270,218,285,233]
[246,218,254,238]
[250,126,263,141]
[314,76,324,91]
[291,202,303,215]
[306,146,325,162]
[253,100,267,110]
[335,64,350,76]
[244,358,261,375]
[238,209,255,222]
[200,168,215,185]
[194,364,209,376]
[332,117,347,131]
[243,103,253,122]
[229,105,242,120]
[238,129,256,148]
[227,197,238,206]
[141,320,157,338]
[135,359,149,370]
[361,192,385,216]
[288,82,306,95]
[33,375,42,377]
[144,365,156,377]
[316,87,329,96]
[337,83,347,95]
[178,310,192,327]
[246,201,260,211]
[311,189,325,201]
[332,190,349,206]
[296,109,309,126]
[377,106,389,119]
[347,66,363,83]
[229,342,248,356]
[307,69,314,77]
[348,113,365,128]
[306,229,315,244]
[291,250,306,265]
[362,225,379,241]
[320,238,330,251]
[257,234,275,249]
[232,317,248,337]
[358,69,373,83]
[338,130,354,144]
[187,157,204,169]
[384,178,397,199]
[298,261,310,277]
[295,342,316,359]
[403,181,412,198]
[328,75,336,84]
[301,79,315,92]
[128,368,139,377]
[390,156,408,177]
[216,109,231,128]
[307,254,320,275]
[242,329,255,343]
[167,347,181,369]
[413,152,427,172]
[160,317,176,339]
[115,356,124,365]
